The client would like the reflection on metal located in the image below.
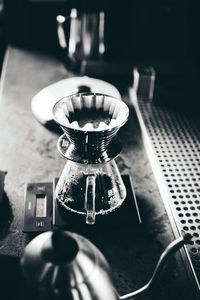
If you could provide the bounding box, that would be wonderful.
[130,88,200,294]
[21,230,189,300]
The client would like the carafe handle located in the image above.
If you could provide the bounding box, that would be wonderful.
[85,175,96,224]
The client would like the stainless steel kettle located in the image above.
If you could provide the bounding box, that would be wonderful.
[56,9,105,64]
[20,230,189,300]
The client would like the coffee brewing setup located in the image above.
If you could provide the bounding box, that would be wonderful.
[53,93,129,225]
[0,2,199,298]
[24,91,136,230]
[21,90,193,300]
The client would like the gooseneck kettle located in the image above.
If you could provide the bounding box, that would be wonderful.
[20,230,190,300]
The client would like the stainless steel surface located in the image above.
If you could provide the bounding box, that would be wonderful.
[57,133,122,164]
[130,89,200,295]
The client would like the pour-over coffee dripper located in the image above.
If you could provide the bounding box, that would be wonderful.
[52,93,129,224]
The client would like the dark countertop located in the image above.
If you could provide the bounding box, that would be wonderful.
[0,46,195,300]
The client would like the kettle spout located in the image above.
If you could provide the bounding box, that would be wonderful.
[119,233,192,300]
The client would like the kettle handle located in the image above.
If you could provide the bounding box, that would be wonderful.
[56,9,79,59]
[56,14,68,49]
[119,233,191,299]
[84,175,96,224]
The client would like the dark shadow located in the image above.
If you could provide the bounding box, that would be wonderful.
[118,103,142,143]
[44,120,63,135]
[0,191,13,240]
[0,255,25,300]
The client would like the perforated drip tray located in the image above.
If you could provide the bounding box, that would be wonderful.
[131,93,200,292]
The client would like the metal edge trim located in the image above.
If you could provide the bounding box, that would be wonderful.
[128,175,142,224]
[129,88,200,293]
[23,183,28,232]
[0,46,9,104]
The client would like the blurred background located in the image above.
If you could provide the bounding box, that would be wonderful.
[0,0,199,79]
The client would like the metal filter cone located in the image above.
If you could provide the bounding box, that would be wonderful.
[53,93,129,163]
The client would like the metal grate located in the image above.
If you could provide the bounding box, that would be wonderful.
[130,91,200,291]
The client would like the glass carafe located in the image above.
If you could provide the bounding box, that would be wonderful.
[55,159,126,224]
[53,93,129,224]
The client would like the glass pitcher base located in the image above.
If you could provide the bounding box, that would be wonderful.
[56,197,125,216]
